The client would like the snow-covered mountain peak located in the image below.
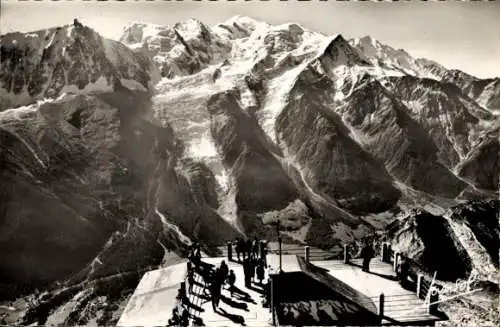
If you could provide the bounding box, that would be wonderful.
[222,15,265,30]
[120,21,172,46]
[0,20,155,110]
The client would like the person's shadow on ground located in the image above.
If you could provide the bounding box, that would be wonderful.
[227,285,256,304]
[220,294,249,311]
[246,283,265,295]
[217,308,246,326]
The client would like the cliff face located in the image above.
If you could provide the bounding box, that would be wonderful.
[387,209,473,281]
[0,92,175,297]
[386,200,499,282]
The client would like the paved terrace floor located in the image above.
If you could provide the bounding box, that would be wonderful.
[118,245,444,326]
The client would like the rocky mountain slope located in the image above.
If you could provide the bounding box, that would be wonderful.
[0,16,498,325]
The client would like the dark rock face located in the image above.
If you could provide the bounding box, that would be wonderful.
[456,137,499,191]
[0,91,205,299]
[448,200,499,267]
[339,79,467,198]
[207,90,300,232]
[276,68,400,214]
[387,209,473,281]
[440,70,500,111]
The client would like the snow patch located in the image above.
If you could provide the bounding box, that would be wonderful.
[60,76,114,94]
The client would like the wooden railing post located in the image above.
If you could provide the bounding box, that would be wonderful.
[378,293,385,319]
[386,242,391,262]
[416,274,424,299]
[227,241,233,262]
[428,286,439,315]
[269,277,274,313]
[304,246,310,262]
[393,252,400,272]
[343,244,349,264]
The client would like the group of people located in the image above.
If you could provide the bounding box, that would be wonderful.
[168,243,203,326]
[169,237,270,324]
[167,306,189,327]
[168,282,190,326]
[360,242,375,272]
[242,256,266,288]
[234,237,263,262]
[208,260,237,311]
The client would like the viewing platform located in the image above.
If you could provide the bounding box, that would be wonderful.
[118,242,447,326]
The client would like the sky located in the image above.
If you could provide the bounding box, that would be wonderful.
[1,0,499,78]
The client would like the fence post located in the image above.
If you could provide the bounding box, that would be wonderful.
[428,286,439,315]
[305,246,310,262]
[381,242,388,263]
[416,274,424,299]
[378,293,384,319]
[227,241,233,262]
[393,252,400,272]
[269,277,273,313]
[343,244,349,264]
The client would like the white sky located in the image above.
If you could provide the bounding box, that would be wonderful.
[1,0,499,78]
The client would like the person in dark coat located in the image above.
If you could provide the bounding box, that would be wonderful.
[194,243,201,260]
[250,256,257,283]
[180,308,189,327]
[243,257,251,288]
[360,242,375,272]
[219,260,229,286]
[168,308,180,326]
[252,237,259,258]
[227,269,236,296]
[235,238,242,262]
[246,239,253,259]
[256,259,265,284]
[176,283,188,308]
[209,273,222,312]
[187,266,195,294]
[188,244,195,262]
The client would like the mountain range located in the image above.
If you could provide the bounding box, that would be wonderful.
[0,16,498,325]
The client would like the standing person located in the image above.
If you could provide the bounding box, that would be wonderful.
[168,308,180,326]
[209,272,222,312]
[188,243,195,262]
[256,259,265,285]
[194,243,201,261]
[187,265,195,294]
[177,283,188,308]
[252,237,259,258]
[219,260,229,282]
[235,238,242,262]
[360,241,375,272]
[180,308,189,327]
[240,239,247,260]
[246,239,253,259]
[250,256,257,283]
[243,257,251,288]
[261,240,268,265]
[227,270,236,296]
